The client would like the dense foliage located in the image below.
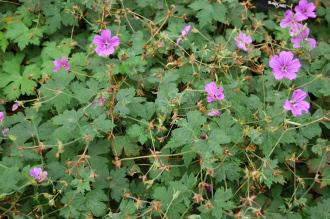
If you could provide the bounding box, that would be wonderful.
[0,0,329,218]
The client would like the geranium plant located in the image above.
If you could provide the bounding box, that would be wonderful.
[0,0,329,218]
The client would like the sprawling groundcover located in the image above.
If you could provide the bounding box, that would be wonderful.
[0,0,329,218]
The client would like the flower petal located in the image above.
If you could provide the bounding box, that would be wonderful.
[283,100,292,111]
[298,100,310,113]
[292,89,307,101]
[204,82,217,94]
[291,106,302,117]
[93,35,104,46]
[273,70,285,80]
[95,46,115,57]
[101,29,111,39]
[307,38,317,49]
[269,55,280,69]
[53,59,61,72]
[110,36,120,47]
[208,109,221,117]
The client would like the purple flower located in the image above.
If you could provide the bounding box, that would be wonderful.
[1,128,9,137]
[204,82,225,103]
[269,51,301,80]
[12,101,20,111]
[291,26,316,49]
[29,167,48,183]
[53,57,70,73]
[289,23,306,37]
[0,112,4,122]
[280,10,304,28]
[93,29,120,57]
[98,95,105,106]
[208,109,221,117]
[181,25,191,37]
[176,25,191,44]
[234,32,252,52]
[294,0,316,21]
[176,37,182,44]
[283,89,310,117]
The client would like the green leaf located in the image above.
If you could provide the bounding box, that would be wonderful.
[300,123,321,139]
[0,32,8,52]
[71,82,96,104]
[189,0,227,26]
[119,200,137,215]
[215,159,241,182]
[260,159,285,188]
[311,138,328,156]
[209,127,231,145]
[109,168,129,202]
[310,198,330,219]
[112,136,140,156]
[40,71,75,112]
[321,167,330,187]
[93,114,115,133]
[71,178,91,194]
[152,186,172,206]
[0,167,23,194]
[85,190,107,217]
[0,54,40,100]
[127,124,148,144]
[60,191,85,218]
[53,110,82,130]
[165,111,206,149]
[186,110,207,128]
[43,5,62,34]
[156,81,179,114]
[194,4,214,27]
[5,21,43,49]
[47,162,66,180]
[213,4,228,23]
[114,88,139,117]
[212,188,234,218]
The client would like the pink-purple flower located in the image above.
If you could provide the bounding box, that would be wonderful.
[204,82,225,103]
[181,25,191,37]
[280,10,304,28]
[234,32,252,52]
[208,109,221,117]
[283,89,310,117]
[279,1,317,51]
[291,26,316,49]
[294,0,316,21]
[269,51,301,80]
[93,29,120,57]
[289,23,306,37]
[98,95,105,106]
[53,57,70,73]
[176,25,192,44]
[29,167,48,182]
[0,112,4,123]
[12,101,20,111]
